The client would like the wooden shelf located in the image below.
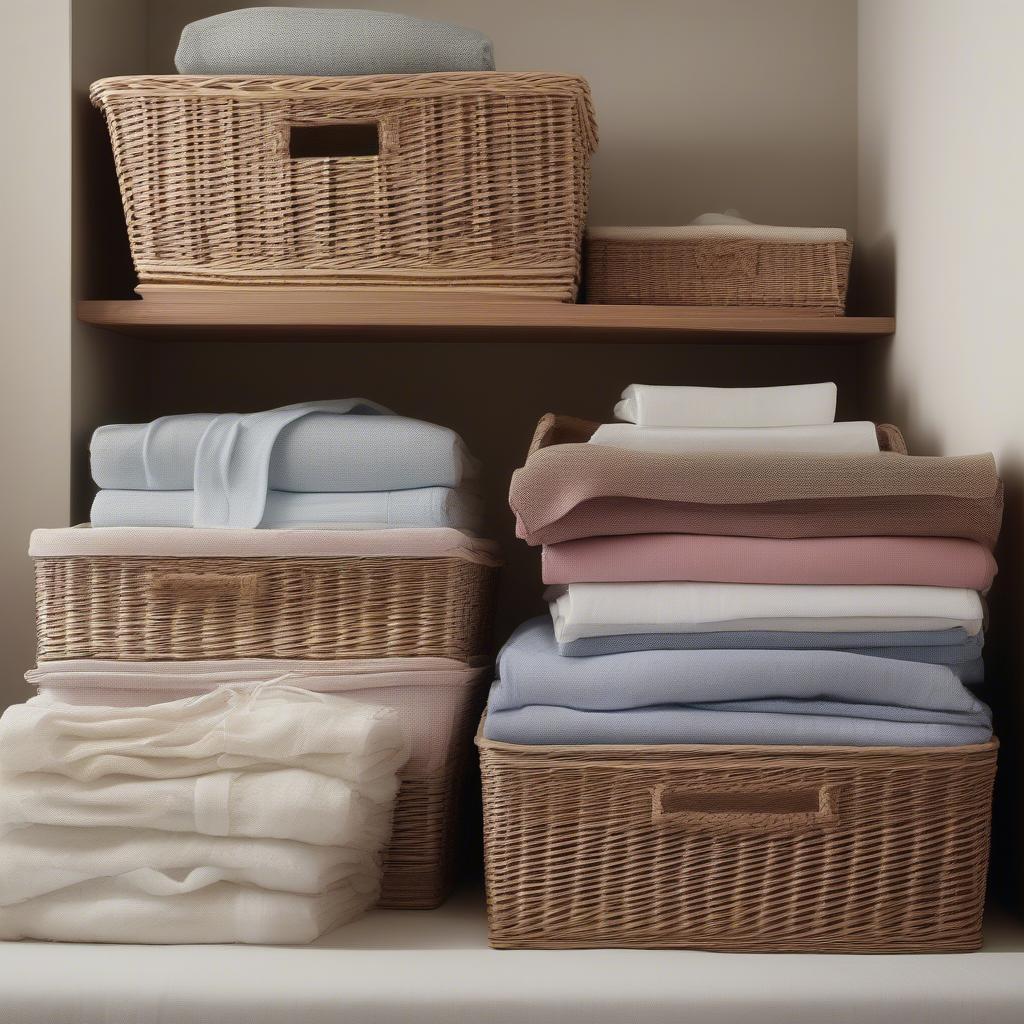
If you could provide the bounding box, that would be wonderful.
[77,289,895,342]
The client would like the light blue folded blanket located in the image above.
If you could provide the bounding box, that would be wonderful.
[176,8,495,76]
[558,627,984,683]
[91,487,481,532]
[482,618,992,746]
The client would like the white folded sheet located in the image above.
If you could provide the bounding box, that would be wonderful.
[0,768,390,847]
[0,685,410,782]
[90,487,482,532]
[0,825,383,904]
[613,383,838,427]
[589,421,879,455]
[0,878,369,944]
[548,583,985,643]
[588,224,848,243]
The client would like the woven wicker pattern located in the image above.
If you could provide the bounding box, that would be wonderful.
[478,736,997,951]
[584,238,853,312]
[35,555,494,662]
[90,74,597,300]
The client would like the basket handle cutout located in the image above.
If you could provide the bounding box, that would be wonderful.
[693,240,760,280]
[289,122,380,159]
[147,571,262,603]
[651,783,841,835]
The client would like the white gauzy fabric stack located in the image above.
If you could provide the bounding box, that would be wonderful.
[0,685,410,944]
[88,400,484,532]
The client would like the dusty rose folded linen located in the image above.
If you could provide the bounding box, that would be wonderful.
[511,416,1003,548]
[542,535,998,589]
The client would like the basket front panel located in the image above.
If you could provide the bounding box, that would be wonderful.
[101,91,588,288]
[480,747,994,950]
[35,555,494,662]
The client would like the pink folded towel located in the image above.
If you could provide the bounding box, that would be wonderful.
[541,535,997,590]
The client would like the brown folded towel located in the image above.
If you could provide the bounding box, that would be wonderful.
[511,415,1002,548]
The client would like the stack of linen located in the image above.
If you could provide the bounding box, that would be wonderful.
[89,399,482,531]
[0,685,409,943]
[485,383,1000,747]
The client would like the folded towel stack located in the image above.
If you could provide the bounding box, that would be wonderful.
[89,400,483,532]
[175,7,496,76]
[0,685,409,943]
[487,383,1002,746]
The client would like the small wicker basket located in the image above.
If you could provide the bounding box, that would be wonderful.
[31,528,498,663]
[478,732,997,951]
[584,236,853,312]
[90,73,597,300]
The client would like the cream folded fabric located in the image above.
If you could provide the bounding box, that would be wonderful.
[0,878,370,944]
[613,383,838,427]
[548,582,985,643]
[590,223,848,244]
[0,685,409,783]
[0,825,383,904]
[589,421,879,455]
[0,768,390,847]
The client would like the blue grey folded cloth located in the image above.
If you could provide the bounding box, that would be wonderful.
[91,487,481,532]
[175,7,495,76]
[559,627,984,683]
[482,618,992,747]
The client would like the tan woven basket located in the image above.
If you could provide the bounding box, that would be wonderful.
[584,237,853,312]
[35,554,495,662]
[90,74,598,300]
[478,734,997,951]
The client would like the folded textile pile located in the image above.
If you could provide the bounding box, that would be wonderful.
[175,7,495,76]
[0,685,409,943]
[89,400,483,531]
[486,382,1001,746]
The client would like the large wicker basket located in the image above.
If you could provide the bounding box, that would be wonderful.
[478,733,997,951]
[90,74,597,301]
[584,236,853,312]
[31,528,498,662]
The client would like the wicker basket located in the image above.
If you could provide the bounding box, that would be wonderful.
[584,236,853,312]
[478,734,997,951]
[90,74,598,301]
[31,528,498,663]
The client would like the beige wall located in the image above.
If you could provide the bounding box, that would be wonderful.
[147,0,859,228]
[0,2,72,707]
[858,0,1024,900]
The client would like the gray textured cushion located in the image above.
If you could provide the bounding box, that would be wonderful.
[176,7,495,76]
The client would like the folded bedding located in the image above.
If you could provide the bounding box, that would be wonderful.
[92,412,479,493]
[175,7,496,76]
[612,382,838,427]
[0,686,409,783]
[541,534,997,589]
[548,583,985,643]
[0,825,383,904]
[588,421,880,455]
[591,225,849,246]
[492,618,987,714]
[0,768,389,847]
[91,486,481,531]
[557,628,984,682]
[482,703,993,747]
[0,878,370,944]
[511,416,1002,547]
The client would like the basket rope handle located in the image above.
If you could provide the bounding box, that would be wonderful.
[651,783,842,835]
[147,571,262,603]
[693,240,760,280]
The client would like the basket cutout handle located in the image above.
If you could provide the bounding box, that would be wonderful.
[288,122,380,159]
[651,783,842,835]
[693,240,760,280]
[147,571,262,604]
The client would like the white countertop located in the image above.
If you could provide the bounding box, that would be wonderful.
[3,886,1024,1024]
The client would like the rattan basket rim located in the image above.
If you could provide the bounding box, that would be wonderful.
[89,72,599,150]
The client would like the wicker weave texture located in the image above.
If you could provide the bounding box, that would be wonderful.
[584,238,853,311]
[35,555,494,662]
[478,738,996,951]
[90,74,597,300]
